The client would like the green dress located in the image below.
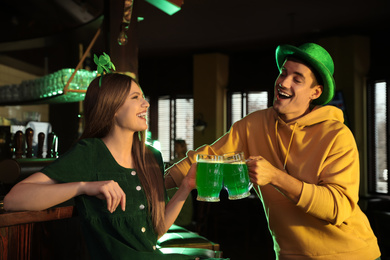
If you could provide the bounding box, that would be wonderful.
[41,138,195,260]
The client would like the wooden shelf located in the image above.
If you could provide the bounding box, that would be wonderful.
[0,26,102,106]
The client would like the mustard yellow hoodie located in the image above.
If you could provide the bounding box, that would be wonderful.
[167,105,381,259]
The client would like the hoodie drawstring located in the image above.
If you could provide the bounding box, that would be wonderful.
[275,120,298,170]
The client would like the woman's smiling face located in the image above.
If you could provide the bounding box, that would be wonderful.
[273,59,323,123]
[114,80,150,134]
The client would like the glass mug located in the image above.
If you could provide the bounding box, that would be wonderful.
[195,154,224,202]
[222,151,252,200]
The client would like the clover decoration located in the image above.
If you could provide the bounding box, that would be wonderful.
[94,52,116,87]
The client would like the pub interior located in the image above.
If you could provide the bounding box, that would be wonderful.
[1,0,390,259]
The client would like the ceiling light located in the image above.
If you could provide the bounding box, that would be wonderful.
[144,0,184,15]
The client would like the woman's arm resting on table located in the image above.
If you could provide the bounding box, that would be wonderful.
[3,172,126,213]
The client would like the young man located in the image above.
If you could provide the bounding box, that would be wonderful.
[165,43,381,259]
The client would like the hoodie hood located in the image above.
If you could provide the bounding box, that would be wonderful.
[272,105,345,169]
[273,105,345,127]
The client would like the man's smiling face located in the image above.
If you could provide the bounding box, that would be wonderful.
[273,59,323,123]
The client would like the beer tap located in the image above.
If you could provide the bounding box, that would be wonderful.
[47,132,54,158]
[37,132,45,158]
[25,128,34,158]
[14,130,23,159]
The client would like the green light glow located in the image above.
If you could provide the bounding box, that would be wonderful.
[144,0,181,15]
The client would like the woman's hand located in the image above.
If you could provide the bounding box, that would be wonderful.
[180,163,197,191]
[81,180,126,213]
[163,163,197,233]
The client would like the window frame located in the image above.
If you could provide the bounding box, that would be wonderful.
[156,95,194,163]
[227,90,270,129]
[367,78,390,196]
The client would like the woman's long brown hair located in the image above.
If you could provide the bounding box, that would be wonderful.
[80,73,166,236]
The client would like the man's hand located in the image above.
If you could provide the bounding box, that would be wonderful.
[246,155,303,203]
[247,156,278,186]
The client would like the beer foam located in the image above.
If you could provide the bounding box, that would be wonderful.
[226,161,245,164]
[198,160,224,163]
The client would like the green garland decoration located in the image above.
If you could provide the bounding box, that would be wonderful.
[94,52,116,87]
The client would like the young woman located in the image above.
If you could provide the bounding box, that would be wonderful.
[3,73,200,259]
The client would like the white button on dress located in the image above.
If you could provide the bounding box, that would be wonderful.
[131,171,136,176]
[136,186,142,191]
[139,204,145,210]
[141,227,146,233]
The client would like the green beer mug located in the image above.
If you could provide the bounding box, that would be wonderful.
[196,154,224,202]
[222,151,252,200]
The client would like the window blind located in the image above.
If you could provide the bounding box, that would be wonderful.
[157,97,194,163]
[230,91,268,126]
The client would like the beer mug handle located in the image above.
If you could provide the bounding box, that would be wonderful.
[245,158,253,191]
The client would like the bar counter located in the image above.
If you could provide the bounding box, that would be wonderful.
[0,205,221,260]
[0,205,90,260]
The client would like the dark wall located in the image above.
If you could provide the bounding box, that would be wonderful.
[49,102,80,156]
[369,31,390,79]
[138,55,194,97]
[138,48,278,98]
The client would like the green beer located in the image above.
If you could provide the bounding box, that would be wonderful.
[223,161,251,200]
[196,161,223,202]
